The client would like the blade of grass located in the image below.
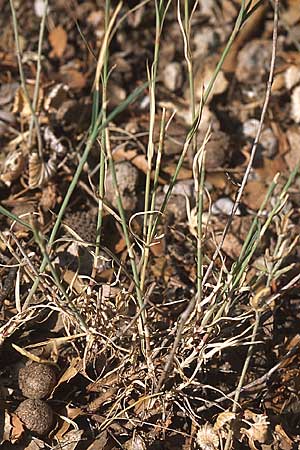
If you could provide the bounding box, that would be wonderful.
[142,0,172,242]
[25,82,147,306]
[9,0,43,158]
[92,0,110,278]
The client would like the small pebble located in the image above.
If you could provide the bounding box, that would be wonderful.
[211,197,242,216]
[163,62,183,92]
[242,119,278,158]
[236,40,272,84]
[105,161,139,212]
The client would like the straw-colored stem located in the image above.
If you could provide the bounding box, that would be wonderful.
[25,83,147,305]
[93,0,110,277]
[224,312,260,450]
[140,108,166,293]
[196,150,205,315]
[28,0,48,149]
[9,0,43,158]
[142,1,162,241]
[31,221,88,332]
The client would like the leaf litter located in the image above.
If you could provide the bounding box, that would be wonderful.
[0,1,300,449]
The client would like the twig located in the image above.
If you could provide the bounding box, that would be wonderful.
[155,295,196,392]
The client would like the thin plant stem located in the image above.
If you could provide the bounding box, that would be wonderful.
[224,312,260,450]
[178,0,197,152]
[105,124,152,363]
[28,0,48,149]
[9,0,43,158]
[142,1,171,242]
[31,219,88,332]
[196,147,206,315]
[140,108,166,294]
[24,83,147,306]
[93,0,110,278]
[202,0,279,287]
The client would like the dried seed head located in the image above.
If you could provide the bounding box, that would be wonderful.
[16,399,53,436]
[196,423,219,450]
[18,362,57,399]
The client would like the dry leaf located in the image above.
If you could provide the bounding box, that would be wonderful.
[53,357,82,393]
[124,434,147,450]
[282,0,300,26]
[162,163,192,180]
[13,85,43,118]
[284,64,300,90]
[10,412,25,443]
[214,412,236,431]
[0,149,25,186]
[243,180,268,210]
[150,237,165,257]
[87,387,118,413]
[54,407,82,441]
[114,236,126,253]
[60,68,86,90]
[49,26,67,58]
[274,424,293,450]
[291,85,300,123]
[285,126,300,171]
[55,429,84,450]
[86,431,109,450]
[24,437,48,449]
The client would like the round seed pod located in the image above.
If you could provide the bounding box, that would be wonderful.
[18,362,57,399]
[16,399,53,436]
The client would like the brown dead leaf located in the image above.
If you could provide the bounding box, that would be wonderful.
[24,438,48,449]
[63,270,85,294]
[291,85,300,123]
[282,0,300,26]
[113,146,167,184]
[114,236,126,253]
[113,146,137,162]
[10,412,25,443]
[87,387,118,413]
[150,255,173,282]
[150,237,165,257]
[55,430,84,450]
[256,156,286,182]
[49,26,67,58]
[243,180,268,210]
[86,430,109,450]
[274,424,293,450]
[215,231,242,260]
[53,357,82,393]
[206,172,227,189]
[40,182,60,211]
[124,434,147,450]
[242,411,271,446]
[60,68,86,90]
[162,163,192,180]
[54,407,83,442]
[13,84,43,118]
[284,127,300,170]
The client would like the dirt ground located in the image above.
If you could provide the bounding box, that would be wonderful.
[1,1,300,449]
